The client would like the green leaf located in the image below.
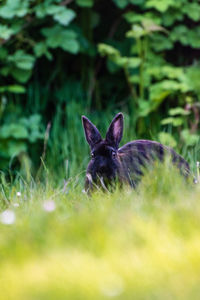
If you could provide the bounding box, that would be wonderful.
[98,44,140,69]
[0,85,26,94]
[126,25,147,39]
[150,89,170,104]
[129,0,145,4]
[0,140,27,158]
[0,124,28,139]
[124,12,161,25]
[115,56,140,68]
[161,117,183,127]
[8,50,35,70]
[53,8,76,26]
[112,0,129,8]
[148,65,184,81]
[170,26,200,48]
[126,57,141,68]
[34,42,53,60]
[162,10,184,26]
[35,2,49,18]
[98,44,120,57]
[170,25,189,45]
[0,25,14,40]
[169,107,190,116]
[150,80,183,94]
[11,68,32,83]
[146,0,174,12]
[46,5,76,26]
[1,51,34,82]
[76,0,94,7]
[35,4,76,26]
[186,66,200,95]
[150,34,173,51]
[150,81,177,102]
[158,132,177,148]
[138,100,153,117]
[20,114,44,143]
[181,129,199,147]
[0,0,28,19]
[41,26,80,54]
[183,3,200,21]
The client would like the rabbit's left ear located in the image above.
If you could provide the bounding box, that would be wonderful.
[106,113,123,148]
[82,116,102,148]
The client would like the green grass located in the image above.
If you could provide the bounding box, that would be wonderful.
[0,162,200,300]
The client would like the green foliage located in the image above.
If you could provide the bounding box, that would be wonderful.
[97,0,200,151]
[158,132,177,148]
[0,0,80,87]
[41,26,79,53]
[0,0,199,176]
[0,25,14,39]
[9,50,35,70]
[0,2,200,296]
[76,0,94,7]
[0,85,25,93]
[0,113,44,169]
[0,0,28,19]
[113,0,129,8]
[36,4,76,26]
[98,44,141,68]
[146,0,175,12]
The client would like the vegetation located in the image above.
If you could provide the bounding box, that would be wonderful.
[0,1,200,298]
[0,163,200,299]
[0,0,199,178]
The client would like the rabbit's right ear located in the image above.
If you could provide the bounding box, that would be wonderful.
[105,113,124,148]
[82,116,102,148]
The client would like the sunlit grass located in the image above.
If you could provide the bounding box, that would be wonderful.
[0,163,200,300]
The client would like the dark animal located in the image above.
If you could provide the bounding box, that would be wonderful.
[82,113,190,193]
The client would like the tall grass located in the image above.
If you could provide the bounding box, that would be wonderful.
[3,81,199,184]
[0,162,200,299]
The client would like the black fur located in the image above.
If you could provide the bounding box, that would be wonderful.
[82,113,190,193]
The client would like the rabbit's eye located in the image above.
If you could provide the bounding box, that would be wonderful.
[112,151,116,158]
[91,152,95,158]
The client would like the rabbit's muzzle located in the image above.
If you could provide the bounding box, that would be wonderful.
[85,157,119,192]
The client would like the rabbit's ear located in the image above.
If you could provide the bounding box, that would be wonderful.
[106,113,124,148]
[82,116,102,148]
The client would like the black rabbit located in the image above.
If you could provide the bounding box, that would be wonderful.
[82,112,190,193]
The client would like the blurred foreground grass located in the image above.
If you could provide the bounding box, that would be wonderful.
[0,163,200,300]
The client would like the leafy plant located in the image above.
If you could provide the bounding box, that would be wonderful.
[0,110,44,171]
[98,0,200,140]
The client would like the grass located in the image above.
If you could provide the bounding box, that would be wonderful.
[0,162,200,300]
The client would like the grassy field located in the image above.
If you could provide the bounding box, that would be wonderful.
[0,162,200,300]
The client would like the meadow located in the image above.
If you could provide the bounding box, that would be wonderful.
[1,162,200,300]
[0,0,200,298]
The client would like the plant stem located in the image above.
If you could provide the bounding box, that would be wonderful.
[124,66,138,104]
[137,37,144,99]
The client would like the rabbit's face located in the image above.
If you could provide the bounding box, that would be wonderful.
[82,113,123,192]
[86,141,120,185]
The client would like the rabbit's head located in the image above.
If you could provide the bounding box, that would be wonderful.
[82,113,123,191]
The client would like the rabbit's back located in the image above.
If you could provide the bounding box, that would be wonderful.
[118,140,190,186]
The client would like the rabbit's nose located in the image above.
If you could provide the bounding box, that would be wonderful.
[99,165,107,174]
